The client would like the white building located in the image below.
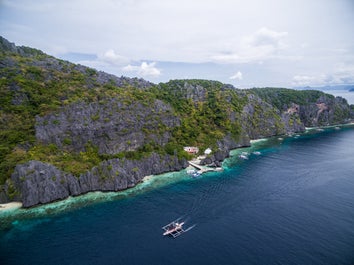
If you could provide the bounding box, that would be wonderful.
[204,148,212,155]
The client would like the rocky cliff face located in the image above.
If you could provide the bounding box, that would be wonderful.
[1,37,353,208]
[250,88,353,128]
[6,153,188,208]
[240,94,304,140]
[35,98,179,154]
[298,96,351,127]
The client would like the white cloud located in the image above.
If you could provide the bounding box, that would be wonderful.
[212,27,289,64]
[99,49,129,65]
[66,49,130,77]
[123,62,161,77]
[332,64,354,84]
[1,0,354,86]
[292,75,325,86]
[2,0,55,12]
[292,65,354,86]
[230,71,243,80]
[248,27,288,48]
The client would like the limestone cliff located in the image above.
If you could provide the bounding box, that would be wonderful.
[1,37,353,207]
[250,87,352,127]
[35,98,179,154]
[6,153,188,208]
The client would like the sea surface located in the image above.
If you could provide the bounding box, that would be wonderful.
[1,126,354,265]
[323,89,354,104]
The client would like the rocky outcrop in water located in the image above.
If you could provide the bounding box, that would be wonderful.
[6,153,188,208]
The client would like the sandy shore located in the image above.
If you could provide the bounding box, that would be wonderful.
[0,202,22,211]
[142,175,153,182]
[250,138,268,144]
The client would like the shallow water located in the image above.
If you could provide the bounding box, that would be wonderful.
[1,126,354,265]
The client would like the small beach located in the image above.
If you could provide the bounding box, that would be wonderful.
[0,202,22,212]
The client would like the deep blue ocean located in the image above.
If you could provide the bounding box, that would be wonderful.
[1,126,354,265]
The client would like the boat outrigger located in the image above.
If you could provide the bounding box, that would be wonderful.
[162,219,185,238]
[187,169,201,178]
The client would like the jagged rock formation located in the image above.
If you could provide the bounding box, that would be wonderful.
[240,94,304,140]
[7,153,188,208]
[250,87,352,128]
[35,98,179,154]
[1,36,353,207]
[298,96,351,127]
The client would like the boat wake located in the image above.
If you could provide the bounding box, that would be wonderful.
[184,224,196,232]
[179,216,196,232]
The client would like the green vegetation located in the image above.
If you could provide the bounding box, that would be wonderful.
[0,47,157,183]
[149,79,246,151]
[1,142,101,179]
[0,39,352,185]
[249,87,329,110]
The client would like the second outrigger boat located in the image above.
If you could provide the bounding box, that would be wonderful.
[187,169,201,178]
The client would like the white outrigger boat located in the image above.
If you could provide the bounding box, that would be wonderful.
[239,154,248,160]
[162,219,185,238]
[187,169,201,178]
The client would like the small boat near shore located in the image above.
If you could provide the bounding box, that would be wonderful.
[187,169,201,178]
[239,151,250,160]
[239,154,249,160]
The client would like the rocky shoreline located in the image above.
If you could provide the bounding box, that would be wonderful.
[2,153,188,208]
[1,108,352,209]
[0,146,236,209]
[1,36,353,209]
[1,123,353,209]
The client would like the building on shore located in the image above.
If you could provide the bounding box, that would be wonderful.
[183,146,199,154]
[204,148,212,155]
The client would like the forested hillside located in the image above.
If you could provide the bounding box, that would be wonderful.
[1,36,352,206]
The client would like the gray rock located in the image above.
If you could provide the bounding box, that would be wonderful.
[5,153,188,208]
[8,161,70,207]
[35,98,180,154]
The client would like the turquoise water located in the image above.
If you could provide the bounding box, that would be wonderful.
[1,125,354,265]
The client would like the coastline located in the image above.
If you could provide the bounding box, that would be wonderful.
[305,122,354,131]
[2,123,353,215]
[2,123,354,264]
[250,138,268,144]
[0,171,188,221]
[142,175,153,182]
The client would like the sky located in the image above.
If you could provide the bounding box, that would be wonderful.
[1,0,354,88]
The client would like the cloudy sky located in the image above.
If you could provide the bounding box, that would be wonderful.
[1,0,354,88]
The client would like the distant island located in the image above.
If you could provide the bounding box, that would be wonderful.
[296,84,354,92]
[0,36,353,208]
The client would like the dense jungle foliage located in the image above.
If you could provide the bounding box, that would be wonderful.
[1,37,352,184]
